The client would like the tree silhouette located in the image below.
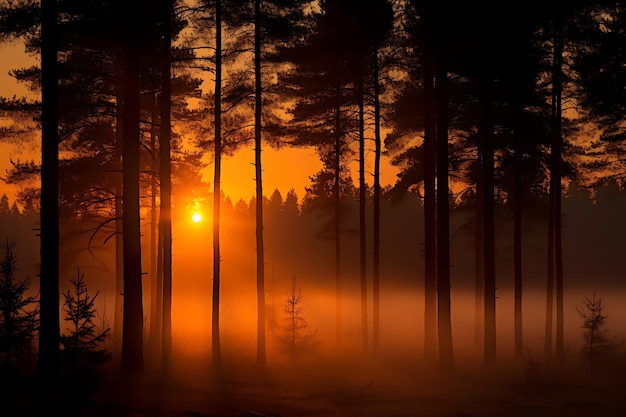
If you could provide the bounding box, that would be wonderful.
[0,239,38,373]
[276,276,318,367]
[60,268,111,395]
[38,0,61,385]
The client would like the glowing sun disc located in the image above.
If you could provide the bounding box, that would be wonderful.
[192,213,202,223]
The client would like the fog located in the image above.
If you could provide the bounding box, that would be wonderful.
[3,187,626,416]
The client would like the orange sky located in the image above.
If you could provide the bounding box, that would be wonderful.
[0,41,400,206]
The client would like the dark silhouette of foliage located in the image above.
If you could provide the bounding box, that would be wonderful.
[60,268,111,395]
[0,239,38,372]
[576,293,618,365]
[275,276,318,366]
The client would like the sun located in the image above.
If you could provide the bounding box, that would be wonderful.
[191,212,202,223]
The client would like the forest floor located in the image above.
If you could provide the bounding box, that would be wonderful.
[6,351,626,417]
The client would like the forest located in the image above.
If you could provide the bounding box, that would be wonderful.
[0,0,625,416]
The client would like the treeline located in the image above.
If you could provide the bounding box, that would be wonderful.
[0,0,624,391]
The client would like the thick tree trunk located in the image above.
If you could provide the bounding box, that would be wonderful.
[38,0,61,384]
[254,0,266,368]
[120,4,144,372]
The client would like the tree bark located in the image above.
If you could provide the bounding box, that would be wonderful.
[435,0,453,371]
[212,0,223,371]
[37,0,61,385]
[254,0,267,369]
[120,0,144,372]
[422,0,437,361]
[334,86,342,348]
[358,79,368,350]
[160,0,173,379]
[372,49,382,352]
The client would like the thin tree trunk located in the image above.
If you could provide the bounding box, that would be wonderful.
[474,157,484,352]
[545,17,563,359]
[423,0,437,360]
[160,0,173,379]
[38,0,61,384]
[334,86,342,348]
[513,99,523,359]
[481,68,496,365]
[435,0,453,370]
[358,79,368,350]
[121,4,144,372]
[212,0,223,370]
[149,90,160,359]
[553,16,564,358]
[254,0,266,369]
[114,58,124,358]
[372,49,381,352]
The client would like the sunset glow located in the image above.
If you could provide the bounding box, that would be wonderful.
[191,212,202,223]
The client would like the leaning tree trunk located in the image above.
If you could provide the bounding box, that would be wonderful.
[38,0,61,384]
[160,0,173,379]
[254,0,267,369]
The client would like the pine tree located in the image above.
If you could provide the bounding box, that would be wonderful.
[60,268,111,394]
[576,293,617,367]
[0,239,39,373]
[276,276,318,366]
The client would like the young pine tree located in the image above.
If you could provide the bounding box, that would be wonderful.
[0,239,38,372]
[60,268,111,394]
[576,293,617,367]
[276,276,318,366]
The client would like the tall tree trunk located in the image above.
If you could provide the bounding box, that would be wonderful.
[254,0,266,369]
[38,0,61,384]
[481,65,496,365]
[212,0,223,370]
[372,50,381,352]
[422,0,437,361]
[160,0,173,379]
[545,17,563,359]
[553,16,564,358]
[513,97,523,359]
[121,1,145,373]
[473,157,484,352]
[334,86,342,348]
[114,58,124,358]
[149,90,160,360]
[358,79,368,350]
[435,0,453,370]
